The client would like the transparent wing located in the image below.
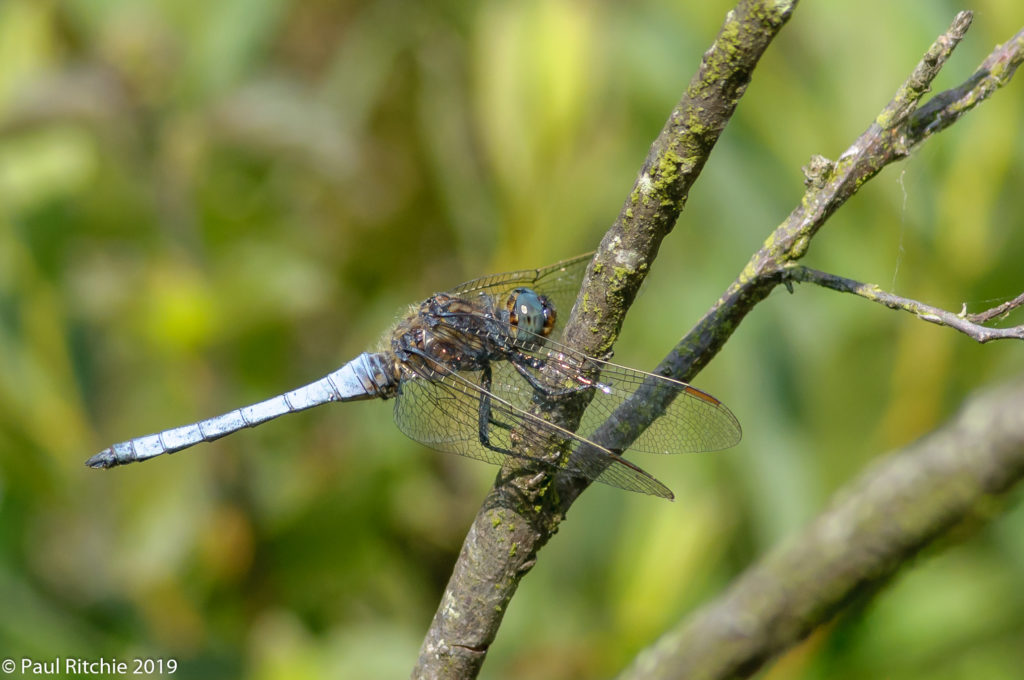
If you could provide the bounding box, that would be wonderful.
[493,334,742,455]
[392,363,674,499]
[576,359,742,454]
[447,252,593,336]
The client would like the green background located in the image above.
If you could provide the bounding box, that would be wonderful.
[1,1,1023,678]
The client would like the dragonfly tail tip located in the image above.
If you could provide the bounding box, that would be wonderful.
[84,449,118,469]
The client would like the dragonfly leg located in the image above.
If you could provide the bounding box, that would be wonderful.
[507,353,601,400]
[476,363,569,478]
[476,364,516,448]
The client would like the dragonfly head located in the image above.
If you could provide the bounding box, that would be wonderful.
[506,287,556,341]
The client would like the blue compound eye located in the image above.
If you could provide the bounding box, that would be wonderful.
[506,287,556,339]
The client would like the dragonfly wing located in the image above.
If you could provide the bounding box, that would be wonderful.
[578,360,742,454]
[484,358,678,492]
[506,337,742,454]
[448,252,592,297]
[393,371,506,467]
[392,364,673,499]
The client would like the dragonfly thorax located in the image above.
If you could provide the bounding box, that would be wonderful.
[388,287,557,381]
[390,294,500,377]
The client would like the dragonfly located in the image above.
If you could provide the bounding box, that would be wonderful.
[86,253,741,499]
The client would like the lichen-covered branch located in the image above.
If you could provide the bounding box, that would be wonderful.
[618,376,1024,680]
[412,1,798,678]
[415,6,1024,680]
[786,265,1024,343]
[552,12,1023,517]
[562,0,800,359]
[615,14,1024,679]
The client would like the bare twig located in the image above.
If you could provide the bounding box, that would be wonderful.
[964,292,1024,324]
[618,376,1024,680]
[785,265,1024,343]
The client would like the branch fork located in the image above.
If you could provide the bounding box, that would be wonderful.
[413,4,1024,678]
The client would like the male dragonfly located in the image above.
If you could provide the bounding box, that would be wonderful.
[87,253,741,499]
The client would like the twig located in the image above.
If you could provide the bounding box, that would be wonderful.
[617,377,1024,680]
[785,265,1024,343]
[964,292,1024,324]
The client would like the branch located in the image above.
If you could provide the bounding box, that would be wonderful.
[542,13,1024,513]
[412,1,797,677]
[785,265,1024,343]
[616,15,1024,679]
[414,7,1024,679]
[638,12,1022,429]
[617,375,1024,680]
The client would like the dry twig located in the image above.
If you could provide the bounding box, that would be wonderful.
[784,265,1024,343]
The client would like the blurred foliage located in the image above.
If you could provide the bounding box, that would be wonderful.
[0,1,1023,678]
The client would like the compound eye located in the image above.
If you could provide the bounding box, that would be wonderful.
[506,287,556,339]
